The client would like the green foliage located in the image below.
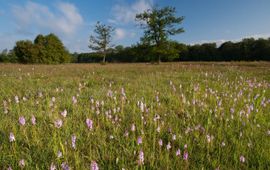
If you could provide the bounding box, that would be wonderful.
[89,22,114,63]
[13,33,71,64]
[136,6,184,62]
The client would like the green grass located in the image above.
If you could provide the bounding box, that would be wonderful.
[0,62,270,169]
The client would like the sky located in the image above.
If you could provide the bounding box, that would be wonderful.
[0,0,270,53]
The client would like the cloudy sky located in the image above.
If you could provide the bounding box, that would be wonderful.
[0,0,270,53]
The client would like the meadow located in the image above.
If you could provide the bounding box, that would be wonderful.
[0,62,270,169]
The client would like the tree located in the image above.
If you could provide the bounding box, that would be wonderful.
[89,22,114,63]
[13,33,70,64]
[136,6,184,63]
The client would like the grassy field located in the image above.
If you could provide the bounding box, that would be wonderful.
[0,62,270,169]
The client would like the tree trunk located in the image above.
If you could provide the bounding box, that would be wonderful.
[103,53,106,63]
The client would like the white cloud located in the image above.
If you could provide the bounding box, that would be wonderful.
[112,0,152,24]
[115,28,126,40]
[12,1,83,36]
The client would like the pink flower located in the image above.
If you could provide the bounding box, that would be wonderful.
[131,124,136,132]
[166,142,171,150]
[61,162,70,170]
[54,119,63,128]
[61,109,67,118]
[19,159,25,168]
[86,119,93,130]
[240,155,245,163]
[9,132,15,142]
[19,116,26,126]
[57,151,63,158]
[71,134,76,149]
[138,150,144,165]
[183,151,188,160]
[31,115,36,125]
[50,163,56,170]
[176,149,181,156]
[137,136,142,145]
[158,139,163,146]
[91,161,99,170]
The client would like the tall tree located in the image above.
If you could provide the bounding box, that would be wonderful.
[89,22,114,63]
[13,33,70,64]
[136,6,184,63]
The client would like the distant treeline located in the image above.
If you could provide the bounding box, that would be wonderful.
[72,37,270,63]
[1,37,270,63]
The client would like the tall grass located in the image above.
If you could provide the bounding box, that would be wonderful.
[0,63,269,169]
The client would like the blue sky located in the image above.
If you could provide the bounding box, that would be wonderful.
[0,0,269,53]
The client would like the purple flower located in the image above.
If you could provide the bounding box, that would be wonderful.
[131,123,135,132]
[86,118,93,130]
[176,149,181,156]
[50,163,56,170]
[137,136,142,145]
[183,151,188,160]
[19,159,25,168]
[91,161,99,170]
[72,96,77,104]
[240,155,245,163]
[71,134,76,149]
[19,116,26,126]
[7,166,12,170]
[54,119,63,128]
[61,109,67,118]
[57,151,63,158]
[166,142,171,150]
[31,115,36,125]
[138,150,144,165]
[61,162,70,170]
[158,139,163,146]
[9,132,15,142]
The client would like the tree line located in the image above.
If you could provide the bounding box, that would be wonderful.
[0,6,270,64]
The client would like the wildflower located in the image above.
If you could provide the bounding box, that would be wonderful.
[31,115,36,125]
[91,161,99,170]
[9,132,15,142]
[138,150,144,165]
[166,142,171,150]
[172,134,176,140]
[50,163,56,170]
[52,97,56,102]
[176,149,181,156]
[183,151,188,160]
[137,136,142,145]
[71,135,76,149]
[54,119,63,128]
[72,96,77,104]
[61,109,67,118]
[221,141,226,147]
[131,124,136,132]
[86,119,93,130]
[124,130,129,137]
[184,144,188,149]
[267,130,270,135]
[19,116,26,126]
[61,162,70,170]
[156,126,161,133]
[19,159,25,168]
[57,151,63,158]
[15,96,19,103]
[240,155,245,163]
[158,139,163,146]
[7,166,12,170]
